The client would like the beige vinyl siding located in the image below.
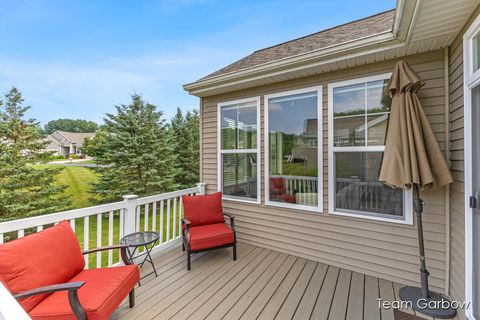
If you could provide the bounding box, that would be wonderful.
[448,33,466,320]
[447,6,480,320]
[201,50,448,292]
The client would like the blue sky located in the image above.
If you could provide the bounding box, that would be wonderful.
[0,0,395,125]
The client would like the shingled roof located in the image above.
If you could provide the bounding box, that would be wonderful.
[201,9,395,80]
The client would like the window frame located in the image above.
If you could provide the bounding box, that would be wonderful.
[264,86,323,212]
[217,96,261,204]
[327,73,413,224]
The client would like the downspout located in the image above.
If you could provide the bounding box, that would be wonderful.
[443,46,451,296]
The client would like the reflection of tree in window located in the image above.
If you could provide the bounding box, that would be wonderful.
[267,91,319,207]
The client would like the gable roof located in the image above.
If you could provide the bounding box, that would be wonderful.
[48,131,95,147]
[201,10,395,80]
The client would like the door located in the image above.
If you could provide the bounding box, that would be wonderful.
[465,13,480,320]
[471,84,480,320]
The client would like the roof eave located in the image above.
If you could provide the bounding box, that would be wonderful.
[183,31,400,97]
[183,0,419,97]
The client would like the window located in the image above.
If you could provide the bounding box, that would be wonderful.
[265,87,323,211]
[218,97,260,202]
[328,74,412,223]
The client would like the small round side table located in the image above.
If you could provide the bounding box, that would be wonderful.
[120,231,159,286]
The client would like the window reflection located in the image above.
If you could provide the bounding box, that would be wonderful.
[268,91,319,207]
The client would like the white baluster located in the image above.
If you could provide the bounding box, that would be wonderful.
[173,197,177,238]
[37,225,43,232]
[144,204,149,231]
[160,200,164,244]
[108,211,113,266]
[17,229,24,238]
[135,206,140,232]
[152,202,157,233]
[119,209,124,240]
[96,214,102,268]
[179,197,183,237]
[70,219,75,232]
[84,216,89,268]
[0,234,3,244]
[166,198,171,241]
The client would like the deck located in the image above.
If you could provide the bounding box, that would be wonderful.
[113,242,440,320]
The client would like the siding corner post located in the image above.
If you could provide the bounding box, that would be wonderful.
[196,183,207,195]
[122,195,139,236]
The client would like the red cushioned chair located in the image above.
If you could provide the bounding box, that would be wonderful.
[0,221,139,320]
[269,177,296,203]
[181,192,236,270]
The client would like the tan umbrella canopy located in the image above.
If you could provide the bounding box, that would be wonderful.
[379,60,452,189]
[379,61,455,318]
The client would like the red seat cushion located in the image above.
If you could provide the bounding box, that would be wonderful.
[189,223,235,251]
[29,265,140,320]
[0,221,85,312]
[182,192,225,227]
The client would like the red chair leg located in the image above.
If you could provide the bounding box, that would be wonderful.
[233,244,237,261]
[187,252,191,271]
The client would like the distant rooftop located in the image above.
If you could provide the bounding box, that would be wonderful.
[49,131,95,146]
[201,9,395,80]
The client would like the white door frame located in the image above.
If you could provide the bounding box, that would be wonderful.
[463,13,480,320]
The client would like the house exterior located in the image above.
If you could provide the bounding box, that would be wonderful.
[184,1,480,319]
[45,130,95,157]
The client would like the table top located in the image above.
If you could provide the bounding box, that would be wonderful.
[120,231,159,247]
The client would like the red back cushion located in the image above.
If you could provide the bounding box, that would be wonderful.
[0,220,85,312]
[182,192,225,227]
[270,177,286,194]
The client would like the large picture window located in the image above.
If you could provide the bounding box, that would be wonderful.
[218,97,260,202]
[265,87,323,211]
[328,74,412,223]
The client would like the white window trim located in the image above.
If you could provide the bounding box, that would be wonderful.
[463,13,480,320]
[217,96,261,204]
[327,73,413,225]
[264,86,323,212]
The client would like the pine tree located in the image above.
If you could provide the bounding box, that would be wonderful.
[92,94,176,200]
[170,108,199,189]
[0,87,71,221]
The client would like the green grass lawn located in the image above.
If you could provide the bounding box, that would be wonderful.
[28,164,183,268]
[37,164,100,208]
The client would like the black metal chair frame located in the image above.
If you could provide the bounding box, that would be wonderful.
[181,213,237,271]
[14,245,136,320]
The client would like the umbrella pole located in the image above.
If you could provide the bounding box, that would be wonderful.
[399,184,457,318]
[413,184,430,298]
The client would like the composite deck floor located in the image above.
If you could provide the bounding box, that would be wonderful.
[113,242,447,320]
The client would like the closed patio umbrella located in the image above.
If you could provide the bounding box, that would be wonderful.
[379,61,455,318]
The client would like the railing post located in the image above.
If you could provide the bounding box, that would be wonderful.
[122,195,138,236]
[196,183,206,195]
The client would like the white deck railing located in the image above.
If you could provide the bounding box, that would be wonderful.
[0,183,206,268]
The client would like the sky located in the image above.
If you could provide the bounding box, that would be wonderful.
[0,0,395,126]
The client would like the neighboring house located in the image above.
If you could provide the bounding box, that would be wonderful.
[184,2,480,319]
[45,131,95,157]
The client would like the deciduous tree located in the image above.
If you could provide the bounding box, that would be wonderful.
[44,118,98,134]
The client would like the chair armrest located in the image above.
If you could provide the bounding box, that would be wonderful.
[181,219,191,250]
[82,244,129,255]
[14,282,85,300]
[223,213,235,220]
[83,244,131,266]
[223,213,236,233]
[14,282,86,320]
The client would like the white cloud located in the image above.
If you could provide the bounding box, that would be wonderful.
[0,44,238,124]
